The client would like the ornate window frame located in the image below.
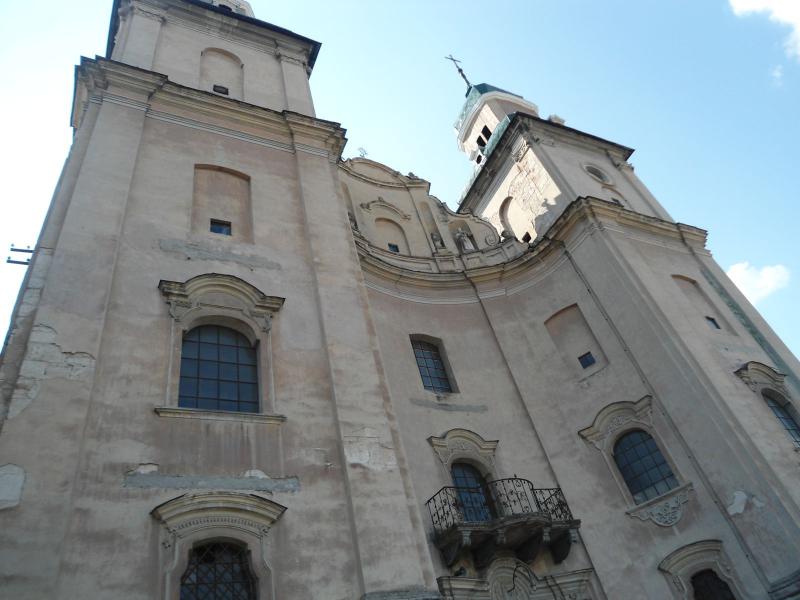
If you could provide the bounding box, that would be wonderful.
[152,491,286,600]
[658,539,745,599]
[735,361,800,450]
[578,396,693,527]
[157,274,285,422]
[428,428,498,480]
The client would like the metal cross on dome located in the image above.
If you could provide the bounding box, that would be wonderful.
[445,54,471,88]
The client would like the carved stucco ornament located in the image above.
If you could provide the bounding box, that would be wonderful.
[578,396,653,451]
[658,539,744,600]
[159,273,284,333]
[734,361,789,397]
[627,482,693,527]
[428,428,499,470]
[359,197,411,221]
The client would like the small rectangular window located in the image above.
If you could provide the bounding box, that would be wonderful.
[705,316,721,330]
[476,136,487,148]
[481,125,492,139]
[212,84,230,95]
[522,232,532,243]
[578,351,596,369]
[387,243,399,253]
[210,219,232,235]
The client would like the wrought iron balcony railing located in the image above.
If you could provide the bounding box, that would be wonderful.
[425,478,573,535]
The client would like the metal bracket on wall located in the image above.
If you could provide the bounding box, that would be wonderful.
[6,244,33,266]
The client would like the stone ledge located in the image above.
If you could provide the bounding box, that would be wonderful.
[626,481,693,527]
[154,406,286,424]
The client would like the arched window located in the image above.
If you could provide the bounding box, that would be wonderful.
[613,430,678,504]
[180,541,257,600]
[763,390,800,448]
[179,325,258,413]
[451,462,493,522]
[690,569,736,600]
[411,338,453,393]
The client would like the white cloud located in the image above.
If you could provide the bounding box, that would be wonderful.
[726,261,790,304]
[730,0,800,60]
[771,64,784,84]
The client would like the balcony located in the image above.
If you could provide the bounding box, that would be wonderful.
[426,478,579,568]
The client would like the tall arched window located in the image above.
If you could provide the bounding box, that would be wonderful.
[180,541,257,600]
[179,325,258,413]
[451,462,493,522]
[613,430,678,504]
[690,569,736,600]
[763,390,800,448]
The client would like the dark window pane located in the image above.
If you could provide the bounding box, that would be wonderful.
[199,343,217,360]
[219,345,238,363]
[238,347,257,365]
[179,325,259,414]
[239,402,258,413]
[179,378,198,397]
[199,360,218,378]
[181,358,198,377]
[219,328,238,345]
[219,381,238,400]
[613,430,678,504]
[219,363,238,381]
[199,379,218,398]
[239,365,257,382]
[197,397,217,410]
[199,327,218,343]
[239,383,257,401]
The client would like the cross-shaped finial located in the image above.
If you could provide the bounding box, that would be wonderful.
[445,54,471,89]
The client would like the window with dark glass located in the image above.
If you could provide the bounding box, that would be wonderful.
[179,325,258,413]
[613,430,678,503]
[411,339,452,393]
[578,351,596,369]
[180,541,257,600]
[475,136,487,148]
[690,569,736,600]
[387,243,400,253]
[705,316,721,330]
[210,219,232,235]
[764,392,800,448]
[481,126,492,139]
[451,462,492,522]
[213,84,230,95]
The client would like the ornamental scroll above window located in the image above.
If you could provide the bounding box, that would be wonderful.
[579,396,694,527]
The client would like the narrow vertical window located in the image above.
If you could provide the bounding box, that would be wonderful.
[411,338,453,393]
[180,541,257,600]
[180,325,258,413]
[613,430,678,503]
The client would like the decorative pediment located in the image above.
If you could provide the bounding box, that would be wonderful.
[428,428,499,469]
[578,396,653,451]
[152,491,286,546]
[734,361,788,396]
[159,273,284,332]
[359,197,411,221]
[658,540,743,600]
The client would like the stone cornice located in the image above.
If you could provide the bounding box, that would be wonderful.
[72,57,346,159]
[358,197,709,299]
[109,0,319,69]
[340,158,431,190]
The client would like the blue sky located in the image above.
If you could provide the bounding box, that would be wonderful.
[0,0,797,358]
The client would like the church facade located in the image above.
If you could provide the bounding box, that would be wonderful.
[1,1,800,598]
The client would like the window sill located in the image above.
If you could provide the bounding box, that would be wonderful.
[154,406,286,424]
[626,481,693,527]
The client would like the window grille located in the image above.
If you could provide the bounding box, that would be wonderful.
[411,339,452,393]
[179,325,258,412]
[613,430,678,503]
[180,542,257,600]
